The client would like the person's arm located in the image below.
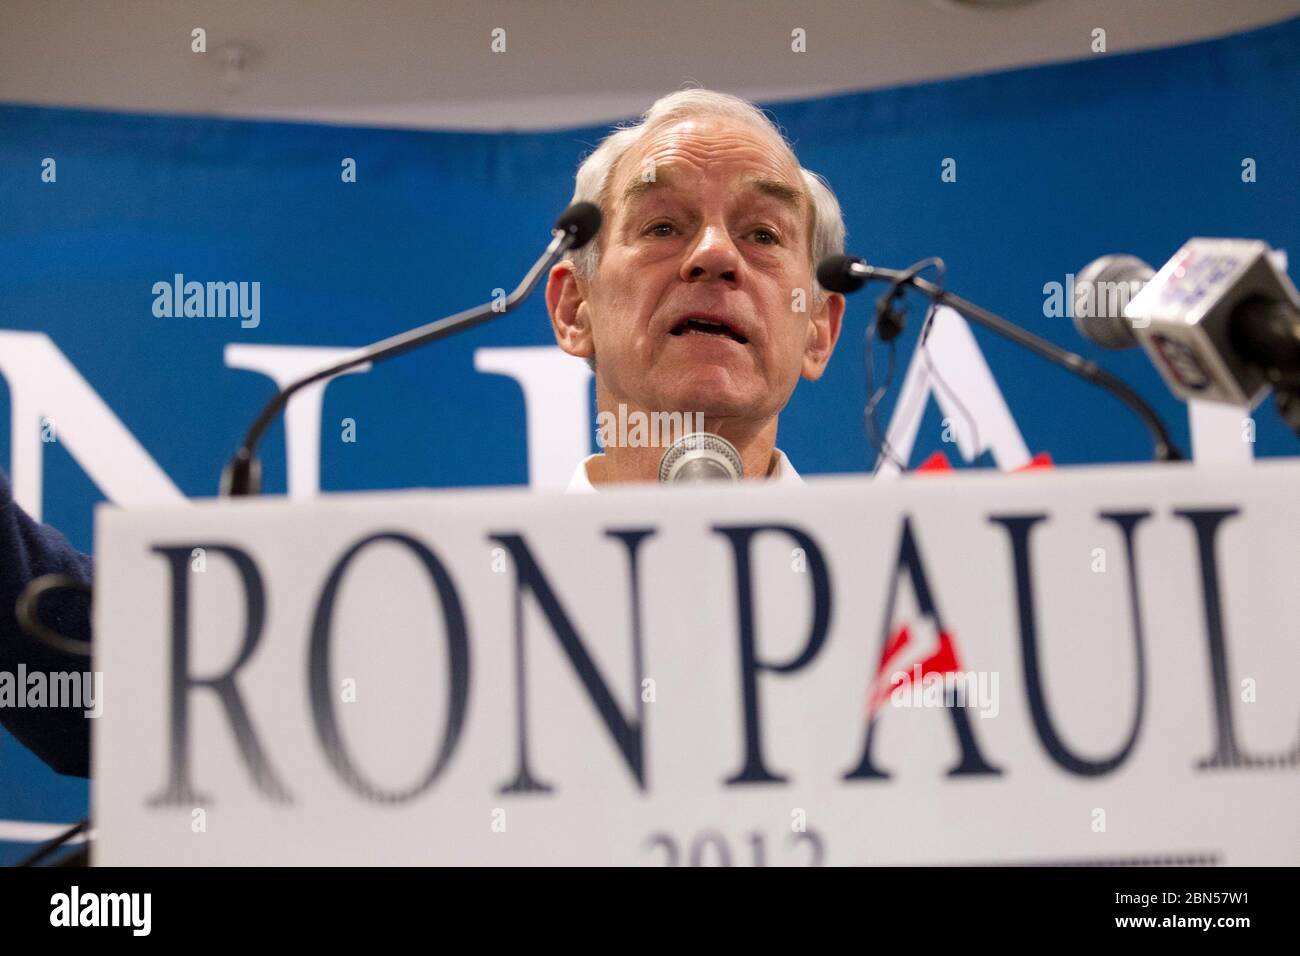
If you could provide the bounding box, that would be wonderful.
[0,467,93,777]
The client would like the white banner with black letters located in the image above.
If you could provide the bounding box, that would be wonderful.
[93,463,1300,865]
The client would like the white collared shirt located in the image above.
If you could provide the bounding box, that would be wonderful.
[565,449,802,493]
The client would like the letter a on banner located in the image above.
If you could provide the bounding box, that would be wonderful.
[876,307,1031,477]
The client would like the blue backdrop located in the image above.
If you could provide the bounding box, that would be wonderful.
[1,16,1297,861]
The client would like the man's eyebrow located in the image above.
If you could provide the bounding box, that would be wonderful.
[742,176,805,213]
[619,169,675,206]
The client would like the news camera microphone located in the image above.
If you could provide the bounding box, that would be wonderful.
[818,253,1185,462]
[220,202,602,496]
[1073,240,1300,429]
[658,432,743,483]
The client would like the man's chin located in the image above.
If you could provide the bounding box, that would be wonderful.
[656,370,765,420]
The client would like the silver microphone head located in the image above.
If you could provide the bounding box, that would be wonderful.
[1072,254,1155,350]
[658,431,743,483]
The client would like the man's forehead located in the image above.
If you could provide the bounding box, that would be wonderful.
[619,166,804,211]
[611,118,804,207]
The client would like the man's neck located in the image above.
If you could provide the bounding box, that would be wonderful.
[587,395,780,485]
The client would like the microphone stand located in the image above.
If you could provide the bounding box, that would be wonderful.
[841,260,1185,462]
[221,204,600,495]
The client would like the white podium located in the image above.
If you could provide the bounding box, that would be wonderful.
[92,462,1300,865]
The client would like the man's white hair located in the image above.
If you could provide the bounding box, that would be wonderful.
[567,88,846,298]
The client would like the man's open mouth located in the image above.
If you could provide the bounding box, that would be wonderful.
[669,315,749,345]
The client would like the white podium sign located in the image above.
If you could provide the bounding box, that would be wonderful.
[93,463,1300,865]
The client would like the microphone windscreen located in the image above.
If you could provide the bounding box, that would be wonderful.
[1072,254,1153,350]
[658,432,743,483]
[554,202,603,249]
[816,254,866,294]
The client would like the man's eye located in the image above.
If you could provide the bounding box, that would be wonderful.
[646,223,675,237]
[752,228,780,245]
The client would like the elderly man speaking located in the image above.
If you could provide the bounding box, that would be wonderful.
[547,89,846,490]
[0,89,847,777]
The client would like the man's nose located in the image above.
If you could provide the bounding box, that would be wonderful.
[680,224,740,284]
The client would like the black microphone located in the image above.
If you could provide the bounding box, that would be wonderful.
[820,253,1185,462]
[817,254,892,294]
[220,201,602,496]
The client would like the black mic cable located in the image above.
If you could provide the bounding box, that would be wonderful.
[818,254,1185,463]
[16,818,90,867]
[220,202,602,496]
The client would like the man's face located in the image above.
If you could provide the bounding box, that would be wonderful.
[549,116,842,423]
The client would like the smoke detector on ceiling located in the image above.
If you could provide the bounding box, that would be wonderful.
[212,41,261,94]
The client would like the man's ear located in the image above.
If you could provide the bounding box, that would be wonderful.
[546,260,594,360]
[801,290,844,381]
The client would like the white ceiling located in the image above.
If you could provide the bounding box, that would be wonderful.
[2,0,1297,131]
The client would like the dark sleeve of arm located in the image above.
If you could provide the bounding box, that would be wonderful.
[0,467,93,777]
